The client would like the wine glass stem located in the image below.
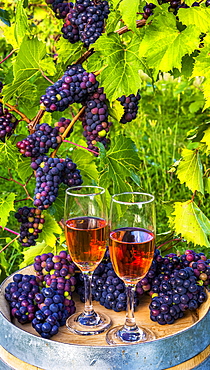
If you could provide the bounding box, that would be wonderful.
[123,284,138,331]
[83,272,94,316]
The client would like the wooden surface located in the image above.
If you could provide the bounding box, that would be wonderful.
[0,265,209,347]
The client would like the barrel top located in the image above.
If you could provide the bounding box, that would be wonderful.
[0,265,210,370]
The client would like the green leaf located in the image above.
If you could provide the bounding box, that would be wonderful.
[3,36,46,102]
[71,148,99,181]
[200,125,210,152]
[39,213,62,247]
[119,0,139,32]
[139,14,200,74]
[94,33,142,101]
[19,241,53,268]
[39,57,57,76]
[0,141,19,169]
[109,100,124,122]
[0,193,16,228]
[172,201,210,247]
[14,0,29,45]
[17,158,33,183]
[176,149,204,194]
[204,177,210,194]
[178,8,210,33]
[0,9,10,26]
[192,34,210,109]
[99,135,140,193]
[56,38,84,67]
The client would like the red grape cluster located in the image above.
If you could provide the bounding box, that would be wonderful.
[0,82,18,141]
[61,0,110,47]
[14,207,45,247]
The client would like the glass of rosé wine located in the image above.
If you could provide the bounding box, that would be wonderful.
[106,192,156,345]
[64,185,111,335]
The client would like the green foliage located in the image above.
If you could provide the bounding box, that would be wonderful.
[0,0,210,280]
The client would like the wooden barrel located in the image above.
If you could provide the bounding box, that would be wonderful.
[0,266,209,370]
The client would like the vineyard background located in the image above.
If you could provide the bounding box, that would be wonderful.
[0,0,209,282]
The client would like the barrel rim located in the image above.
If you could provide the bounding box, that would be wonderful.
[0,264,209,349]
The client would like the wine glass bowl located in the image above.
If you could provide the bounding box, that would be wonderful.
[106,192,156,345]
[64,185,111,335]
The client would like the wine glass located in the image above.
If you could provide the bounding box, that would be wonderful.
[106,192,156,345]
[64,185,111,335]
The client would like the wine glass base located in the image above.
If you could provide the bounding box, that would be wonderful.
[66,311,112,335]
[106,325,156,345]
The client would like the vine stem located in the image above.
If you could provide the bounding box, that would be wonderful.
[0,225,19,236]
[0,173,34,202]
[0,49,17,65]
[51,106,86,158]
[157,238,184,249]
[0,234,20,254]
[0,99,31,124]
[29,108,46,133]
[63,140,99,155]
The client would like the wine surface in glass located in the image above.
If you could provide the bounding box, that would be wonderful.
[109,227,155,284]
[65,217,107,272]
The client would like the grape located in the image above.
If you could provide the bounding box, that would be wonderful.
[14,207,45,247]
[40,64,99,112]
[61,0,110,47]
[76,248,139,312]
[5,274,39,324]
[81,87,112,155]
[117,93,141,124]
[45,0,73,19]
[32,156,83,209]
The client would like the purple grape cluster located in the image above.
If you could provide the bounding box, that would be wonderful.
[54,116,72,136]
[16,123,63,158]
[45,0,73,19]
[61,0,110,47]
[40,64,99,112]
[117,93,141,124]
[14,207,45,247]
[5,274,39,324]
[135,249,209,325]
[32,286,75,339]
[150,267,207,325]
[142,0,205,19]
[76,249,139,312]
[33,250,76,334]
[82,87,112,155]
[32,155,82,210]
[0,82,18,141]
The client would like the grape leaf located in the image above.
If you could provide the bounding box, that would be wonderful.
[2,36,47,102]
[0,193,16,229]
[71,148,99,181]
[201,125,210,153]
[139,14,200,74]
[99,135,140,193]
[111,0,122,9]
[39,213,63,247]
[94,33,142,101]
[17,158,33,183]
[56,38,84,67]
[176,148,204,194]
[178,8,210,33]
[0,141,19,169]
[191,34,210,109]
[14,0,29,45]
[19,241,53,269]
[171,201,210,247]
[119,0,139,33]
[109,100,124,122]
